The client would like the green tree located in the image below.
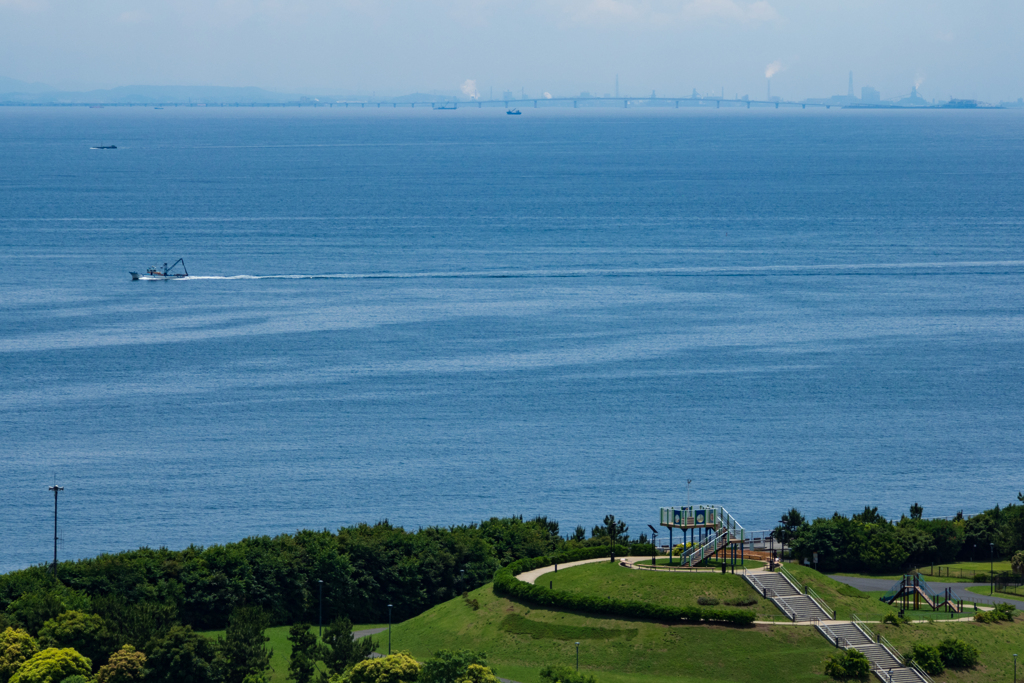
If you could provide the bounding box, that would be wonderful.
[37,610,113,671]
[96,644,146,683]
[215,607,272,683]
[286,624,318,683]
[456,664,499,683]
[58,676,89,683]
[937,638,979,668]
[538,665,598,683]
[0,628,39,683]
[91,596,177,651]
[420,650,490,683]
[823,649,870,681]
[909,503,924,520]
[907,644,943,675]
[145,624,216,683]
[4,588,91,637]
[571,526,586,543]
[347,652,419,683]
[319,616,375,678]
[859,527,908,573]
[1011,550,1024,577]
[8,648,91,683]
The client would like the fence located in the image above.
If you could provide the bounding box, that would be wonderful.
[915,565,1020,583]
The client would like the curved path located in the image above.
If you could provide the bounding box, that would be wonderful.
[517,556,645,584]
[830,575,1024,611]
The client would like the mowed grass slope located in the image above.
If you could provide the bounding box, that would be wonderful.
[387,583,835,683]
[875,618,1024,683]
[548,561,781,620]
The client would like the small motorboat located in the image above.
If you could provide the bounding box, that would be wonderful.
[506,109,521,115]
[91,145,117,149]
[131,258,189,280]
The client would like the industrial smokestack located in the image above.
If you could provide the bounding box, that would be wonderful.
[767,79,771,100]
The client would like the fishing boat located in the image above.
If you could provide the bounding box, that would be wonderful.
[91,145,117,149]
[506,108,521,115]
[131,259,189,280]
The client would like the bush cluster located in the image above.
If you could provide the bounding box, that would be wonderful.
[695,596,719,606]
[492,548,755,626]
[974,602,1016,623]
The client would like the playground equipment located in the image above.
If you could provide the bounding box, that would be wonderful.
[659,505,747,568]
[880,574,964,613]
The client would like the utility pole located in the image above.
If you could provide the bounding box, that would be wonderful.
[48,484,64,578]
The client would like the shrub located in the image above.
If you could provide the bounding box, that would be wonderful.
[938,638,979,669]
[492,547,755,626]
[9,648,91,683]
[420,650,491,683]
[974,610,1000,623]
[993,603,1016,621]
[907,644,943,675]
[696,597,719,606]
[59,677,89,683]
[823,649,870,680]
[881,612,907,626]
[96,644,146,683]
[456,663,499,683]
[824,649,870,681]
[0,627,39,683]
[538,665,598,683]
[348,651,420,683]
[723,597,757,607]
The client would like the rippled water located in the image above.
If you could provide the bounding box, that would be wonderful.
[2,106,1023,572]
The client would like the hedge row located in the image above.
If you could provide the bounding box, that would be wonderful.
[492,547,756,626]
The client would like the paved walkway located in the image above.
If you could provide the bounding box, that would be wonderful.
[830,575,1024,611]
[517,556,649,584]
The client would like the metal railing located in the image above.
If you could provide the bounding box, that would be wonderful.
[879,635,902,664]
[773,596,798,621]
[851,614,875,642]
[807,586,835,619]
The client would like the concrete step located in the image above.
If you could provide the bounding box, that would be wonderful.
[776,594,831,621]
[853,643,902,670]
[825,623,872,647]
[875,667,927,683]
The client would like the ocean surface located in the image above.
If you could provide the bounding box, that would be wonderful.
[2,106,1023,573]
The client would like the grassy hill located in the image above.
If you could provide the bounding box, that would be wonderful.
[386,582,834,683]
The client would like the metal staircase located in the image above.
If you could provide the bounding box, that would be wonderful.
[744,568,832,622]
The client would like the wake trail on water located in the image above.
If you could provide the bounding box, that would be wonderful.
[157,260,1024,281]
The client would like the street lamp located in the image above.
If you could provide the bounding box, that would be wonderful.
[647,525,659,566]
[318,579,324,637]
[388,604,393,655]
[1013,653,1017,683]
[990,543,995,596]
[575,642,580,672]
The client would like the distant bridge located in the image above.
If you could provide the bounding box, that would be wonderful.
[0,97,840,110]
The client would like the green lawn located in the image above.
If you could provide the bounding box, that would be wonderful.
[386,582,837,683]
[198,623,385,683]
[783,565,977,620]
[636,558,765,569]
[831,560,1016,584]
[964,585,1024,600]
[548,561,780,620]
[875,617,1024,682]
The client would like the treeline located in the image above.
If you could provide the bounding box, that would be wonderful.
[783,496,1024,574]
[0,515,634,634]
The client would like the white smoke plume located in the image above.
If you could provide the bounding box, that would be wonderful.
[461,79,480,100]
[765,60,782,79]
[544,92,553,99]
[914,75,925,89]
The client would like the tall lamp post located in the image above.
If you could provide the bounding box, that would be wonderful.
[575,642,579,672]
[318,580,324,637]
[647,525,659,566]
[1013,653,1017,683]
[387,604,393,655]
[990,542,995,596]
[48,485,64,578]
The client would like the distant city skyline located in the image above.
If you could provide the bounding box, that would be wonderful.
[2,0,1023,103]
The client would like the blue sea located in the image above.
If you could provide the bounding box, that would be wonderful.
[2,106,1023,573]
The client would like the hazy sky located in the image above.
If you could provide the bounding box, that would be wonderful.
[1,0,1022,101]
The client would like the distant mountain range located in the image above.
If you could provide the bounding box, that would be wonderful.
[0,77,472,104]
[0,78,307,104]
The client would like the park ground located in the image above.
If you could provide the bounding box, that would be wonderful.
[205,560,1023,683]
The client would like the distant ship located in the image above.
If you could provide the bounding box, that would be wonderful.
[91,145,117,150]
[131,259,189,280]
[506,109,521,115]
[433,103,457,110]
